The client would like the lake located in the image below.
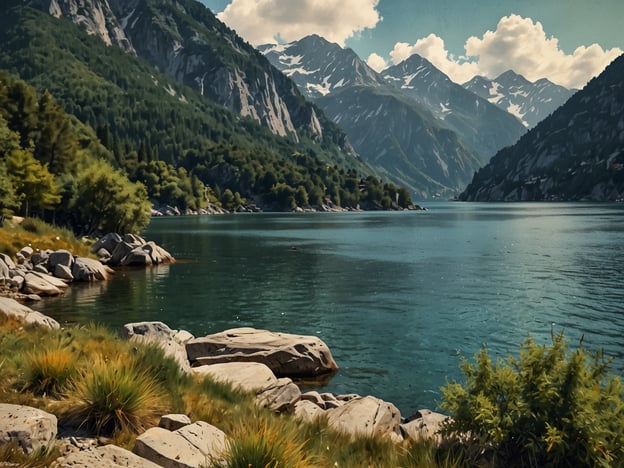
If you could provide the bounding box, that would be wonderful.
[32,202,624,415]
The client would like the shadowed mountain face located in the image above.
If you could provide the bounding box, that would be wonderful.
[261,35,527,198]
[463,70,576,129]
[460,55,624,202]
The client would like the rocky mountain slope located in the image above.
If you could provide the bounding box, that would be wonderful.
[382,55,527,163]
[459,54,624,202]
[260,35,506,198]
[28,0,347,147]
[258,34,386,99]
[463,70,576,128]
[316,85,481,199]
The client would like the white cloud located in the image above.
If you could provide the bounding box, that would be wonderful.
[366,52,388,72]
[217,0,381,47]
[387,15,622,89]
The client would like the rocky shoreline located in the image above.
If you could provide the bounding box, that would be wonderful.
[0,309,448,467]
[0,237,446,466]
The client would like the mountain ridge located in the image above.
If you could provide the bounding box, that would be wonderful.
[459,54,624,202]
[462,70,576,128]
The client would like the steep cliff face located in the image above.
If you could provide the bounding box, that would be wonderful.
[460,55,624,202]
[31,0,134,51]
[31,0,343,147]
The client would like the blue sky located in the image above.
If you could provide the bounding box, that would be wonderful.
[198,0,622,88]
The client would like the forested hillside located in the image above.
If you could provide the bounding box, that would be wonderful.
[0,3,412,218]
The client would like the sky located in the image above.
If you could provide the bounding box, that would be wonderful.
[197,0,623,89]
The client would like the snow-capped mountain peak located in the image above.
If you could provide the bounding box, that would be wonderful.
[463,70,576,128]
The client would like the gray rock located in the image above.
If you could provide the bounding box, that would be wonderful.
[159,414,191,432]
[120,247,153,267]
[0,253,16,270]
[0,297,60,329]
[123,234,146,246]
[133,422,227,468]
[293,400,325,422]
[109,241,135,266]
[48,249,74,269]
[9,275,24,290]
[30,250,50,266]
[192,362,277,392]
[0,260,9,281]
[0,404,57,454]
[186,327,339,378]
[18,246,34,259]
[256,377,301,413]
[401,409,449,442]
[121,322,194,373]
[72,257,112,281]
[326,396,403,442]
[91,233,123,256]
[33,264,49,274]
[52,444,162,467]
[144,241,175,264]
[301,391,326,409]
[23,272,63,296]
[54,264,74,281]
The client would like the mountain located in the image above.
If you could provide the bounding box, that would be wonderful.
[258,34,386,99]
[28,0,347,147]
[260,35,490,198]
[382,55,527,163]
[1,2,411,212]
[316,85,482,199]
[462,70,576,128]
[459,54,624,202]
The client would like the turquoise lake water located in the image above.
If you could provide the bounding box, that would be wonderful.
[33,202,624,415]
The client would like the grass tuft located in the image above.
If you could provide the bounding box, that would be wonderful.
[217,412,316,468]
[23,345,77,397]
[61,355,168,435]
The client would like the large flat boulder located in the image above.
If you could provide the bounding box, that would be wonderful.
[0,404,58,454]
[133,422,227,468]
[23,272,63,296]
[186,327,339,378]
[326,396,403,442]
[0,297,60,329]
[192,362,277,392]
[52,444,161,467]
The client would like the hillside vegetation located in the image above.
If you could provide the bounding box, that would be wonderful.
[0,4,413,218]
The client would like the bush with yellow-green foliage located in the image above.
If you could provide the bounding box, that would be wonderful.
[440,332,624,467]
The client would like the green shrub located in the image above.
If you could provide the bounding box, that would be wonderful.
[440,332,624,467]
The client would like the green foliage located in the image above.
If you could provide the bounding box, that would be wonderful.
[69,159,151,234]
[440,333,624,466]
[0,70,151,233]
[0,5,415,212]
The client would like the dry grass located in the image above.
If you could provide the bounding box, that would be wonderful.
[0,216,93,258]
